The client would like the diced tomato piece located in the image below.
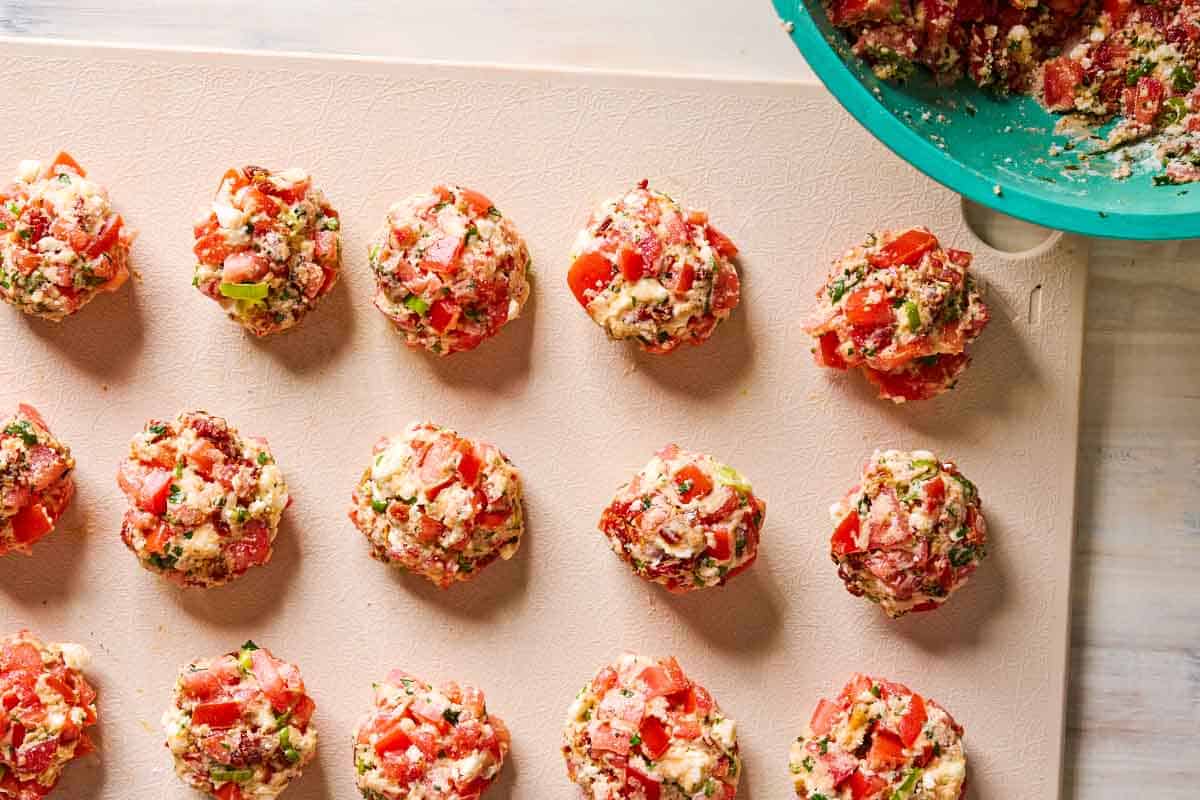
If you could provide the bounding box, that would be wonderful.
[194,232,233,267]
[214,783,243,800]
[274,179,311,205]
[568,252,614,307]
[418,514,444,543]
[459,188,494,217]
[591,666,619,696]
[638,662,688,701]
[705,529,732,561]
[923,477,945,514]
[705,226,739,258]
[457,441,481,485]
[250,650,293,712]
[180,669,222,701]
[843,287,894,329]
[638,715,670,759]
[222,251,270,284]
[683,684,714,715]
[868,229,937,268]
[710,261,740,313]
[809,698,841,737]
[16,737,58,773]
[849,769,889,800]
[410,696,450,732]
[374,720,413,756]
[227,522,272,574]
[672,261,695,294]
[26,446,67,493]
[187,438,222,477]
[191,701,242,728]
[817,331,849,370]
[134,469,172,515]
[429,298,458,333]
[81,214,124,259]
[314,229,339,266]
[866,730,907,771]
[1132,77,1165,125]
[831,511,863,557]
[144,523,172,555]
[618,247,644,283]
[1043,58,1084,111]
[16,404,47,430]
[674,464,713,503]
[898,693,928,747]
[1104,0,1134,25]
[289,694,315,729]
[420,234,463,274]
[0,643,43,673]
[626,765,662,800]
[10,503,53,545]
[588,721,632,755]
[432,185,455,205]
[45,151,85,178]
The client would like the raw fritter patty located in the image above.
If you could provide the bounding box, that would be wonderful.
[563,653,741,800]
[789,674,966,800]
[567,180,741,353]
[353,670,510,800]
[599,444,765,592]
[369,185,531,355]
[0,152,132,320]
[0,630,98,799]
[803,228,989,403]
[830,450,988,617]
[163,642,317,800]
[349,422,524,588]
[193,165,341,336]
[0,404,74,556]
[117,410,290,588]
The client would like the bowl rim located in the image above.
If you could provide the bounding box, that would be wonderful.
[773,0,1200,241]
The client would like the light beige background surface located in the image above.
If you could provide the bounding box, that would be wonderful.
[0,41,1087,798]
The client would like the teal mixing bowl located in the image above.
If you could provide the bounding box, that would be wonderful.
[773,0,1200,239]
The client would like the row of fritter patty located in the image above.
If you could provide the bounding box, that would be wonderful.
[1,406,988,618]
[2,153,990,402]
[0,633,968,800]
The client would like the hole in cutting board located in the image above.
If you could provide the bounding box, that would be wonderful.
[961,197,1056,253]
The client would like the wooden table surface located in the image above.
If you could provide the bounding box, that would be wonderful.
[4,1,1198,797]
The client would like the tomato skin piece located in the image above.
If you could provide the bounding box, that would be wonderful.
[457,441,481,485]
[0,643,43,673]
[191,701,242,728]
[831,511,863,557]
[626,765,662,800]
[568,252,614,307]
[673,261,695,295]
[809,698,840,737]
[898,692,928,747]
[638,715,671,759]
[868,229,937,268]
[214,783,243,800]
[180,669,221,701]
[674,464,713,503]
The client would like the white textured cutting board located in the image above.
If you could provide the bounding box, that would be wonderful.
[0,40,1085,800]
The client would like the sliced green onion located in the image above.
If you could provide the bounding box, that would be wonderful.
[404,295,429,315]
[902,300,921,331]
[891,768,923,800]
[713,463,752,492]
[210,767,254,784]
[219,282,269,301]
[371,498,388,513]
[279,728,301,763]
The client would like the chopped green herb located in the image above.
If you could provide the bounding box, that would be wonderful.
[404,294,430,315]
[4,421,37,446]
